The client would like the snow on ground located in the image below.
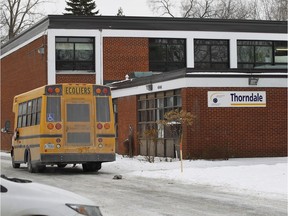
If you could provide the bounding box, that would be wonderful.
[1,152,287,198]
[103,155,287,198]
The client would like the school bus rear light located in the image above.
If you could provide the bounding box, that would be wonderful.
[97,123,103,129]
[104,123,110,129]
[55,123,62,130]
[47,87,54,94]
[103,88,108,94]
[95,88,102,94]
[54,87,61,94]
[46,85,62,95]
[47,123,54,130]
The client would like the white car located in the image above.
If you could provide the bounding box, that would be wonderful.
[0,175,103,216]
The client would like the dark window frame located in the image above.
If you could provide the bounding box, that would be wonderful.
[55,37,95,72]
[149,38,186,72]
[237,40,288,69]
[138,90,182,139]
[194,39,230,69]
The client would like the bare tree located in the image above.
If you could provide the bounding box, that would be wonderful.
[1,0,46,43]
[180,0,214,18]
[260,0,287,20]
[158,109,194,171]
[213,0,252,19]
[117,7,125,16]
[147,0,177,17]
[147,0,288,20]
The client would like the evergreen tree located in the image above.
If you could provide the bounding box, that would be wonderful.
[65,0,99,16]
[117,7,125,16]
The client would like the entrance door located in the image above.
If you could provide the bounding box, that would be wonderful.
[64,101,94,146]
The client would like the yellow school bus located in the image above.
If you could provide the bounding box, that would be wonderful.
[10,83,115,173]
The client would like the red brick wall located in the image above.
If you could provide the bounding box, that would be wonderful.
[117,96,138,155]
[1,36,47,150]
[103,37,149,81]
[56,74,95,84]
[182,87,287,159]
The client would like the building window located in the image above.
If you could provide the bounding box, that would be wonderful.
[237,40,288,69]
[149,38,186,72]
[138,90,182,158]
[138,90,182,139]
[194,39,229,69]
[55,37,95,72]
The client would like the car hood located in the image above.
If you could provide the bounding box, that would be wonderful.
[1,177,95,205]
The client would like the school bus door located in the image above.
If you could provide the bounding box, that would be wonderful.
[64,100,94,147]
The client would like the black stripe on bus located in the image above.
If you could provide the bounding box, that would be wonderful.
[13,144,40,149]
[97,134,115,138]
[19,134,62,140]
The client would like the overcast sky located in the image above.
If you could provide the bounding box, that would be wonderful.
[44,0,154,16]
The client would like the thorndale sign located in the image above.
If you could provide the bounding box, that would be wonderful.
[208,91,266,107]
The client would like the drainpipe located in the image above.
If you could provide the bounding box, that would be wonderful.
[96,29,103,85]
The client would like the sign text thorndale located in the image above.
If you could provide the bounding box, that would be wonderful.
[208,91,266,107]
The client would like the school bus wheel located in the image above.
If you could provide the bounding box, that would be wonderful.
[82,162,101,172]
[27,151,38,173]
[57,164,67,168]
[11,148,20,169]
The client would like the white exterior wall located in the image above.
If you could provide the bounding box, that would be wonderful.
[47,29,101,85]
[46,29,287,85]
[1,28,286,86]
[111,76,288,99]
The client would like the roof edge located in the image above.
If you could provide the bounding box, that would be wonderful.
[110,68,288,90]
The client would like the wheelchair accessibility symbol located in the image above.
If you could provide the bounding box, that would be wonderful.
[47,113,55,122]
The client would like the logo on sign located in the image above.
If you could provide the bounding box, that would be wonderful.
[210,93,225,106]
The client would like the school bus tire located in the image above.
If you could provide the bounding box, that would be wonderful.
[38,165,46,172]
[82,162,101,172]
[12,158,20,169]
[27,151,38,173]
[57,164,67,168]
[11,150,20,169]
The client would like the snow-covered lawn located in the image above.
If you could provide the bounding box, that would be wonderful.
[1,152,287,199]
[103,155,287,198]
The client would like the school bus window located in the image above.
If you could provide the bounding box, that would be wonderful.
[31,99,37,126]
[27,100,33,126]
[47,97,61,122]
[96,98,110,122]
[67,104,90,122]
[17,104,23,128]
[36,98,42,125]
[21,102,27,127]
[31,98,42,126]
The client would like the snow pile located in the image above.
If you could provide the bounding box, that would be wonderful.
[103,155,287,197]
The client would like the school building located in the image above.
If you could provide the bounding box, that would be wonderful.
[1,15,287,159]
